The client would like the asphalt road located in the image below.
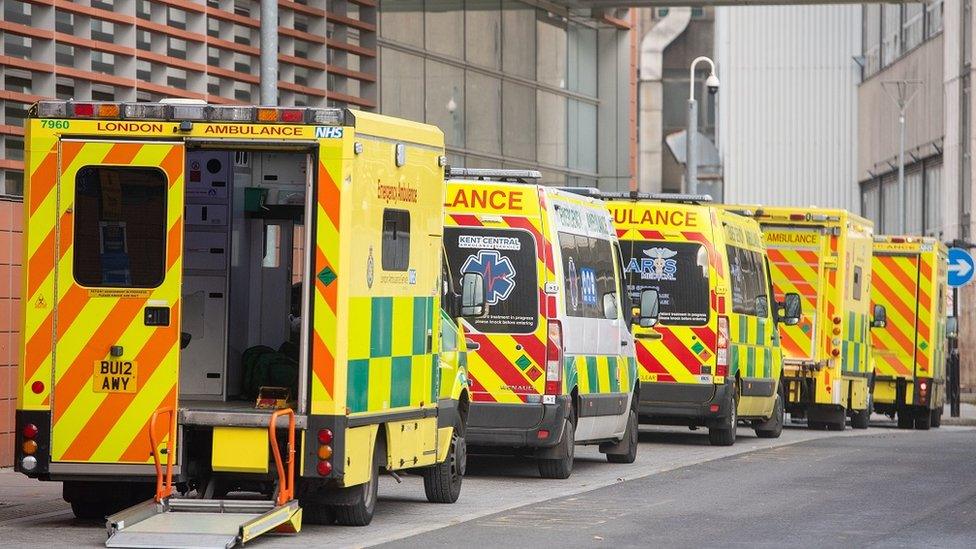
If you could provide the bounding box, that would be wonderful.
[385,428,976,548]
[1,419,973,548]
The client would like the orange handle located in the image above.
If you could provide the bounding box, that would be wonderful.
[150,406,177,502]
[269,408,296,506]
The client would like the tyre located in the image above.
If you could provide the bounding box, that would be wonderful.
[607,410,639,464]
[538,418,575,479]
[914,409,932,430]
[897,410,914,429]
[334,463,378,526]
[423,418,466,503]
[931,407,942,428]
[808,421,827,430]
[708,389,737,447]
[755,391,785,439]
[851,392,871,430]
[826,419,846,431]
[301,502,336,525]
[70,501,107,521]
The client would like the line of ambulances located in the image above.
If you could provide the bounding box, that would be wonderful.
[12,100,948,548]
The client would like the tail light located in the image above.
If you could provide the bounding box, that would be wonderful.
[715,316,729,378]
[317,428,334,475]
[22,423,38,439]
[316,460,332,476]
[317,429,333,445]
[789,213,806,221]
[545,320,563,395]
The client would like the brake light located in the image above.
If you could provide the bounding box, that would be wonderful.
[71,102,95,117]
[317,429,333,445]
[31,381,44,394]
[22,423,38,439]
[545,320,563,395]
[790,213,806,221]
[716,316,729,377]
[280,109,304,123]
[316,460,332,476]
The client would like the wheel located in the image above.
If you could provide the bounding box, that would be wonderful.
[826,419,846,432]
[301,502,336,525]
[897,410,914,429]
[755,391,785,439]
[334,462,378,526]
[851,392,871,430]
[708,388,737,446]
[70,501,108,521]
[423,418,466,503]
[914,409,932,430]
[607,410,639,464]
[808,421,827,430]
[538,418,575,479]
[931,407,942,428]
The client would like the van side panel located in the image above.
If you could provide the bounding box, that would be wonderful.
[841,224,873,380]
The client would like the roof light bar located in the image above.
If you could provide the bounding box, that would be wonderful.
[211,106,255,122]
[35,101,66,118]
[307,108,346,125]
[447,167,542,182]
[122,103,170,120]
[32,100,349,126]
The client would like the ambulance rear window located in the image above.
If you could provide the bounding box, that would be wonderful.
[444,227,538,334]
[620,241,709,326]
[73,166,167,288]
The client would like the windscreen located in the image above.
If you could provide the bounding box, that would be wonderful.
[620,240,710,326]
[444,226,539,334]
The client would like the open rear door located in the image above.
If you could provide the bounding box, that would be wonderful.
[51,140,184,465]
[764,227,825,361]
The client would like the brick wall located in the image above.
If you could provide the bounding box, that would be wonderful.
[0,198,23,467]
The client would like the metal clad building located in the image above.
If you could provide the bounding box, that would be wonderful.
[716,5,861,210]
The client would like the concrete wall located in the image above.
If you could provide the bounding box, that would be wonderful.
[0,198,23,467]
[857,36,945,183]
[716,5,861,210]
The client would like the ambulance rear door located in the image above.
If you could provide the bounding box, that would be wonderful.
[51,140,184,466]
[870,250,921,379]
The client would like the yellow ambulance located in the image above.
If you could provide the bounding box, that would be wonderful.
[14,100,482,543]
[608,194,800,446]
[444,169,639,479]
[731,206,878,430]
[870,235,948,430]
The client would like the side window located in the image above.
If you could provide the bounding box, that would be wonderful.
[440,312,458,352]
[727,245,768,317]
[73,166,167,288]
[381,209,410,271]
[852,265,863,301]
[559,232,616,319]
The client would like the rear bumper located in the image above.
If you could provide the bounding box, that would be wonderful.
[637,381,733,427]
[873,376,943,411]
[466,396,571,449]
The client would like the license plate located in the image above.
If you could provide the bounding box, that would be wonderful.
[93,360,138,393]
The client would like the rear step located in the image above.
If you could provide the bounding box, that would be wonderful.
[106,408,301,549]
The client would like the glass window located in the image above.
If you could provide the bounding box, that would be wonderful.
[465,71,501,155]
[861,179,881,227]
[502,81,536,161]
[903,3,924,51]
[380,0,423,47]
[558,233,617,320]
[380,49,425,123]
[620,240,710,326]
[852,266,863,301]
[536,13,567,89]
[444,227,538,333]
[73,166,167,288]
[924,161,943,236]
[425,60,465,148]
[881,4,901,66]
[880,173,898,233]
[905,167,923,234]
[568,23,597,96]
[381,209,410,271]
[502,2,535,79]
[727,246,767,317]
[465,0,501,69]
[927,0,944,37]
[863,5,881,76]
[537,91,566,167]
[568,100,597,174]
[425,0,463,59]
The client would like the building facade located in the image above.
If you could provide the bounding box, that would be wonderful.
[376,1,635,190]
[715,4,862,210]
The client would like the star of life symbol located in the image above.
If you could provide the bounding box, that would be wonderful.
[462,250,516,305]
[627,247,678,281]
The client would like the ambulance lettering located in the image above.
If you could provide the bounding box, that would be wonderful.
[447,189,523,210]
[612,208,698,227]
[462,250,516,305]
[315,126,344,138]
[626,247,678,281]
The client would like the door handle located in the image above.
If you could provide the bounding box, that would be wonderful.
[620,340,628,347]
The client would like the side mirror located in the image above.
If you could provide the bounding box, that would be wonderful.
[779,293,801,326]
[603,293,619,320]
[871,304,887,328]
[180,332,192,350]
[636,289,660,328]
[460,272,487,317]
[465,337,481,351]
[947,316,959,339]
[755,295,769,318]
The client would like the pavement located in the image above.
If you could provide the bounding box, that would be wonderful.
[1,406,973,548]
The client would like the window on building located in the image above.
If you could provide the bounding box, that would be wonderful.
[965,0,972,67]
[465,71,501,155]
[465,0,501,70]
[380,0,423,47]
[426,0,463,59]
[537,91,567,167]
[881,5,901,66]
[381,209,410,271]
[924,161,943,236]
[502,3,536,79]
[536,12,568,89]
[502,81,537,162]
[861,179,881,227]
[880,173,898,233]
[926,0,944,37]
[904,168,924,234]
[73,166,168,288]
[2,171,24,197]
[425,60,464,148]
[903,4,924,51]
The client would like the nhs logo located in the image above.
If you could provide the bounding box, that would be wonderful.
[315,126,344,139]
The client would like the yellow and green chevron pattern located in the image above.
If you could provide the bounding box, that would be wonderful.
[729,315,779,380]
[563,355,637,396]
[842,311,870,375]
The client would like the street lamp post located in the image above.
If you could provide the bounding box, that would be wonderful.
[882,80,922,233]
[686,56,719,195]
